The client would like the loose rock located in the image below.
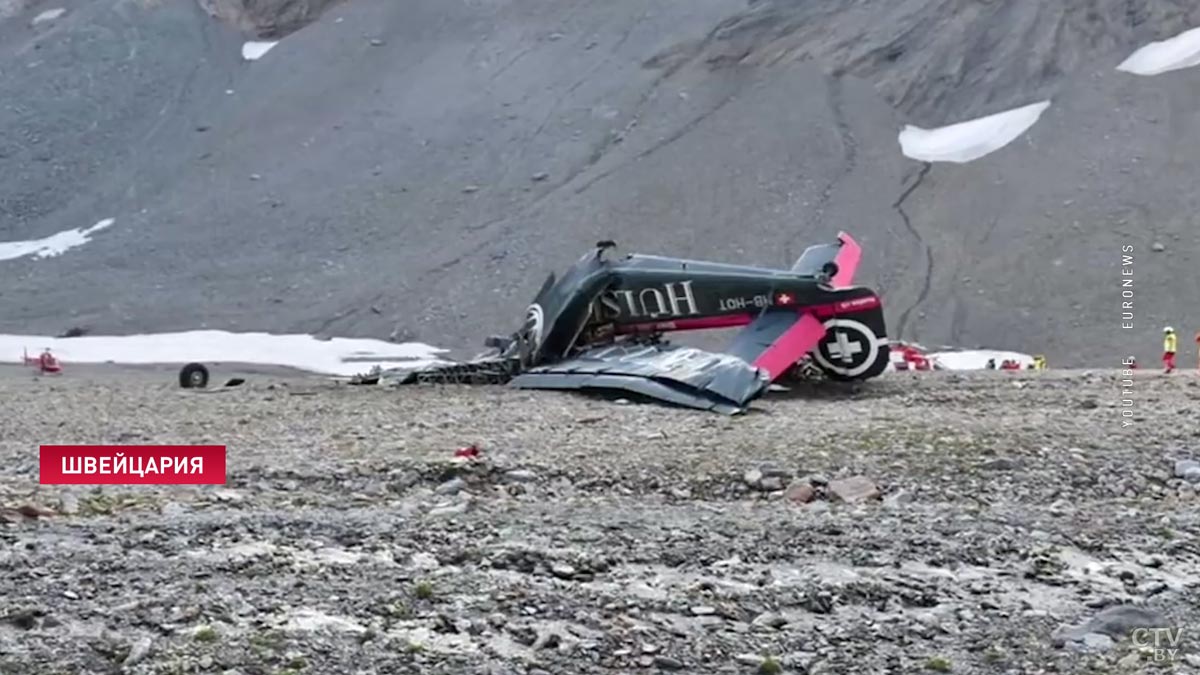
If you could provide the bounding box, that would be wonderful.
[1173,459,1200,483]
[123,637,153,666]
[783,481,816,503]
[827,476,880,503]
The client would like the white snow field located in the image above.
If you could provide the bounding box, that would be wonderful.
[885,345,1036,372]
[0,218,115,261]
[927,349,1035,370]
[0,331,449,377]
[0,328,1036,377]
[1118,26,1200,76]
[897,100,1051,163]
[0,326,1055,384]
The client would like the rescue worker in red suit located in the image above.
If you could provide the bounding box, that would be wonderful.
[1163,326,1177,373]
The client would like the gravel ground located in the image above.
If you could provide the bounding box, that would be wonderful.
[1,367,1199,674]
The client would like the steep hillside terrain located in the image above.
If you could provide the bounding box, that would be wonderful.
[2,0,1198,365]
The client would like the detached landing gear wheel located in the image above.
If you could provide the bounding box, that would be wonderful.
[179,363,210,389]
[514,303,546,369]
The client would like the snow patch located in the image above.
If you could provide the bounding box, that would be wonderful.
[187,541,279,563]
[388,625,481,654]
[1057,547,1200,594]
[927,349,1033,370]
[898,101,1051,163]
[242,41,278,61]
[0,331,449,377]
[281,609,366,635]
[1118,26,1200,76]
[291,547,364,567]
[410,552,441,570]
[0,218,114,262]
[31,7,65,24]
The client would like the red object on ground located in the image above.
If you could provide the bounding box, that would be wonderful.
[903,347,930,370]
[889,343,932,371]
[454,444,481,459]
[39,351,61,373]
[23,348,62,374]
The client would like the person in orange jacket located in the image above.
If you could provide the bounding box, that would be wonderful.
[1163,326,1177,373]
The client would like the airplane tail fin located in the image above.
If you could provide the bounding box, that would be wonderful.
[790,231,861,287]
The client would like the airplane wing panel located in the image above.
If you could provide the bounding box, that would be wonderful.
[509,343,771,414]
[726,309,826,381]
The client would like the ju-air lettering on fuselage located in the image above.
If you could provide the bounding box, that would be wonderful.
[592,281,701,322]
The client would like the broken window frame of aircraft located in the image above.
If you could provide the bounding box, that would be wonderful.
[395,231,890,414]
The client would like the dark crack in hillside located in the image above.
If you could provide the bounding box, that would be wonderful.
[893,162,932,342]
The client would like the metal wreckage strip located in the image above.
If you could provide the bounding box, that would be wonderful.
[392,343,775,414]
[392,358,522,386]
[508,372,746,415]
[507,344,770,411]
[388,233,877,412]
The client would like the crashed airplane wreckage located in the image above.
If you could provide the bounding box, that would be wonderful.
[394,232,890,414]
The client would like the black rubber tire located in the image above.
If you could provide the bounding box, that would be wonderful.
[179,363,210,389]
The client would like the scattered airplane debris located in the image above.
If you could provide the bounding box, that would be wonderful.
[178,365,246,389]
[349,365,382,385]
[395,232,891,414]
[179,362,209,389]
[454,444,482,459]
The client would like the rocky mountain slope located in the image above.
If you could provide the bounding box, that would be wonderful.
[2,0,1199,365]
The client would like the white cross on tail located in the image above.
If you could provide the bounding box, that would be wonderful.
[828,330,863,363]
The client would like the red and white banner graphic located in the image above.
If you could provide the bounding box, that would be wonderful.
[39,445,227,485]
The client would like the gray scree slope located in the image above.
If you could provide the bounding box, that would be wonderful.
[1,0,1198,366]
